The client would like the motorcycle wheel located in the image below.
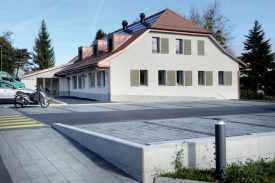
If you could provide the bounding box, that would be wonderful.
[39,97,49,108]
[14,96,24,108]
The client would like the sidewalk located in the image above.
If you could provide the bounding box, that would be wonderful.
[0,127,139,183]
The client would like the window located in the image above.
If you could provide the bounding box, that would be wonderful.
[158,70,166,85]
[176,39,183,54]
[130,70,148,87]
[218,71,225,85]
[152,37,160,53]
[218,71,232,86]
[197,40,205,55]
[0,82,15,88]
[140,70,148,86]
[89,72,96,88]
[72,76,77,89]
[97,71,105,88]
[177,71,184,85]
[78,75,85,89]
[198,71,205,85]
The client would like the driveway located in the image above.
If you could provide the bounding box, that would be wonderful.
[14,100,275,126]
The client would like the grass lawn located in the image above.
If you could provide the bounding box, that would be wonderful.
[162,159,275,183]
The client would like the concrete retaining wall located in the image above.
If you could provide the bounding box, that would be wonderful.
[53,123,144,181]
[53,123,275,183]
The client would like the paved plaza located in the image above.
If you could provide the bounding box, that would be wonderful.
[75,112,275,145]
[0,99,275,183]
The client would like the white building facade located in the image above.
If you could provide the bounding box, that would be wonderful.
[46,9,245,101]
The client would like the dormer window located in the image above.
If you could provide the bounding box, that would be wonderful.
[108,38,113,52]
[93,44,98,56]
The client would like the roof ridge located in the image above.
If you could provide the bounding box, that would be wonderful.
[151,8,169,27]
[156,8,209,33]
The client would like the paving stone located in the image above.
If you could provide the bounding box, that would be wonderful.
[0,128,136,183]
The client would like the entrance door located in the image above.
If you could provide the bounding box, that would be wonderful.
[67,77,70,96]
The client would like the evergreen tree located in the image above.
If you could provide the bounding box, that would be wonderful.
[0,36,14,74]
[241,21,274,93]
[33,20,55,70]
[94,29,106,41]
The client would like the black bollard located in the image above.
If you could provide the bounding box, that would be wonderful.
[215,121,226,182]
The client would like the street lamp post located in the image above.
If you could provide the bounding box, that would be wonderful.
[0,45,2,71]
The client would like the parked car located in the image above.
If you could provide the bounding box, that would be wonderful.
[0,81,33,103]
[0,71,25,88]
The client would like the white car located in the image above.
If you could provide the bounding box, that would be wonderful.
[0,81,34,101]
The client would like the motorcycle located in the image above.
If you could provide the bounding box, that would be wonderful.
[13,86,50,108]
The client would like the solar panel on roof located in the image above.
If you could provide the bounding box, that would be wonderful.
[113,13,162,34]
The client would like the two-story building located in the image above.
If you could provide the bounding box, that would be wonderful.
[53,8,245,101]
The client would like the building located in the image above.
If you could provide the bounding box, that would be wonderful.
[22,9,246,101]
[20,57,76,96]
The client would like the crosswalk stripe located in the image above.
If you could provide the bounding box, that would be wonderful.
[0,118,31,122]
[0,115,45,130]
[0,115,22,118]
[0,123,45,130]
[0,121,37,126]
[0,119,34,124]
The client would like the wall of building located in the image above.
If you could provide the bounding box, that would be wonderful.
[110,31,240,101]
[20,68,61,90]
[59,69,110,101]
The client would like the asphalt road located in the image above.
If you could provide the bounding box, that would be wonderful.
[20,104,275,126]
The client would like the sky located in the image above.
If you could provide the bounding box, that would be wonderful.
[1,0,275,66]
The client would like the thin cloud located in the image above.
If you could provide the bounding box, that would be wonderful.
[91,0,105,31]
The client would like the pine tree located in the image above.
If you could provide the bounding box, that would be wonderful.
[33,20,55,70]
[241,20,274,93]
[94,29,106,41]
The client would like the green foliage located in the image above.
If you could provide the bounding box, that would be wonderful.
[225,159,275,183]
[173,148,185,172]
[33,20,55,70]
[94,29,106,41]
[241,21,274,94]
[162,158,275,183]
[0,33,32,75]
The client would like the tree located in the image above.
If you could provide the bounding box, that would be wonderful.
[0,36,14,74]
[241,21,274,93]
[187,2,232,49]
[13,49,32,77]
[0,32,32,75]
[94,29,106,41]
[33,20,55,70]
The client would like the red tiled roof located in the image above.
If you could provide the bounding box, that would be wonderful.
[56,8,243,76]
[56,30,147,76]
[151,9,209,34]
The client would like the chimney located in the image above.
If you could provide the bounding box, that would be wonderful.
[93,40,107,56]
[140,13,145,24]
[122,20,128,31]
[78,46,93,61]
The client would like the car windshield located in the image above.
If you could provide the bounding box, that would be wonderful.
[0,82,16,89]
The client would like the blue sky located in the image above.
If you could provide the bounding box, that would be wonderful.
[1,0,274,66]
